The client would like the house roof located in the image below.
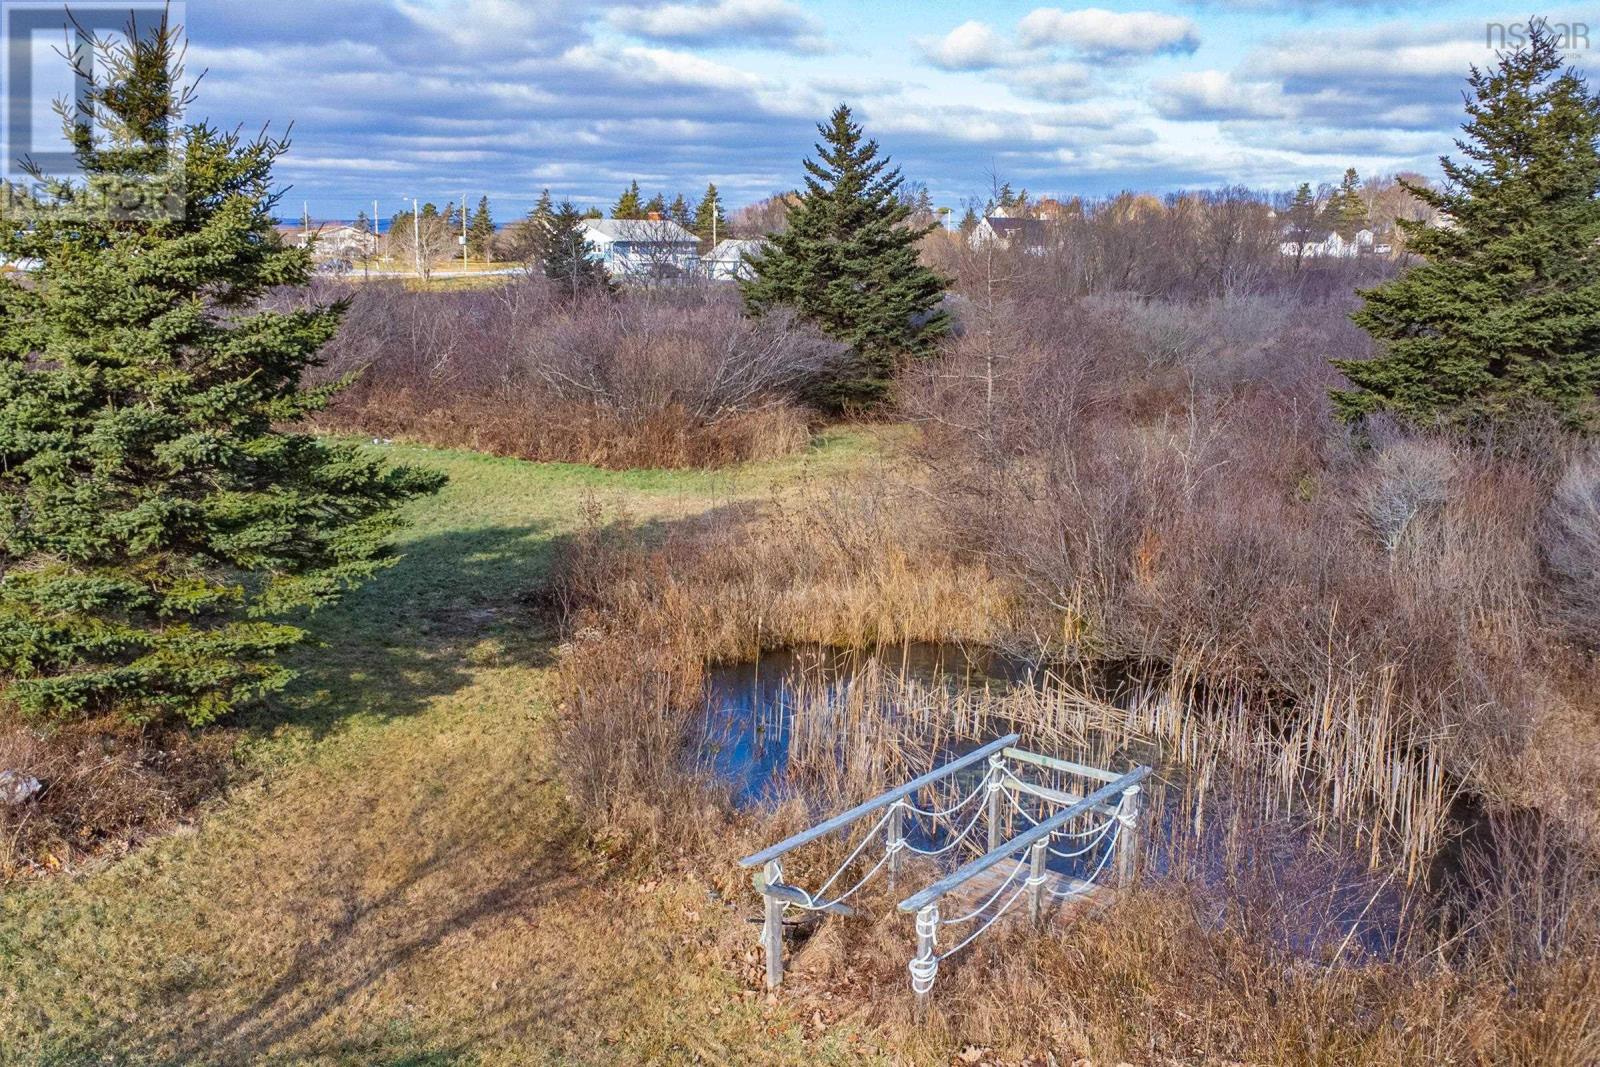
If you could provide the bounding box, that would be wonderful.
[709,238,768,260]
[580,218,697,243]
[983,216,1046,242]
[273,221,368,241]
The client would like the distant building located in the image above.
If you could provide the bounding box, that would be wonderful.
[1279,227,1387,260]
[969,215,1048,253]
[578,218,700,278]
[275,221,377,261]
[705,238,768,281]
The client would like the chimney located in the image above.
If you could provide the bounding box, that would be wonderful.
[647,211,663,221]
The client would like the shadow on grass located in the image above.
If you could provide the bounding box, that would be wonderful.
[236,521,564,742]
[158,833,587,1064]
[238,503,756,743]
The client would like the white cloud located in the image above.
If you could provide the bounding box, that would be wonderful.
[1000,62,1094,102]
[615,0,829,53]
[395,0,581,57]
[563,43,766,92]
[1252,31,1489,87]
[1153,71,1289,120]
[1017,7,1199,56]
[918,20,1015,71]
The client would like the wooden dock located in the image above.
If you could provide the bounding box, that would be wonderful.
[942,864,1101,921]
[739,736,1151,998]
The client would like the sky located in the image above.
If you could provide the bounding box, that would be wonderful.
[14,1,1600,219]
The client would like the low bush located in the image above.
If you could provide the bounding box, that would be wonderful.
[905,288,1600,851]
[552,475,1600,1063]
[301,280,843,469]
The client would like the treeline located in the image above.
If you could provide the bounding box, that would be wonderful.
[960,168,1434,244]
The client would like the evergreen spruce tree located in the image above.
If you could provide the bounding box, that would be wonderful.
[1335,21,1600,430]
[643,192,666,218]
[1325,167,1367,239]
[693,183,726,242]
[0,15,443,725]
[501,190,556,265]
[355,209,371,234]
[542,201,613,298]
[668,193,691,227]
[525,188,556,257]
[468,195,494,260]
[612,181,642,219]
[740,104,949,409]
[532,188,554,222]
[1285,182,1319,268]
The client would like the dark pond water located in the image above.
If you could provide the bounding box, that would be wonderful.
[699,642,1044,803]
[699,642,1409,959]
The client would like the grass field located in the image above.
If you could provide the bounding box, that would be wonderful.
[0,430,902,1066]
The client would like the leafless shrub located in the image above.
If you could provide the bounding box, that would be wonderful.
[299,281,842,468]
[1360,438,1457,554]
[1542,448,1600,644]
[548,264,1600,1060]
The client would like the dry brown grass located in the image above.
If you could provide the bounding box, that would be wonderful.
[0,715,234,878]
[325,387,812,470]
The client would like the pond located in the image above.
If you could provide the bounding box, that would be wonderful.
[698,642,1409,959]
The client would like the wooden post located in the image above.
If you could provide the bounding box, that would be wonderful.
[762,859,784,989]
[886,801,903,892]
[910,903,939,1010]
[1116,785,1143,885]
[1028,837,1048,924]
[986,754,1005,853]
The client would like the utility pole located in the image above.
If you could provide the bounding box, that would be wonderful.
[410,196,422,277]
[462,190,469,270]
[372,197,380,272]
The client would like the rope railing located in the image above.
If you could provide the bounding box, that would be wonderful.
[904,794,1128,994]
[765,765,999,911]
[998,765,1122,836]
[899,765,1151,1001]
[741,738,1150,996]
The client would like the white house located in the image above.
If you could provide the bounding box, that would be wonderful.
[1279,227,1384,260]
[277,222,377,262]
[705,238,768,281]
[578,218,700,278]
[969,215,1047,253]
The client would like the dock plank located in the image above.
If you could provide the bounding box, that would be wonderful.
[940,863,1102,923]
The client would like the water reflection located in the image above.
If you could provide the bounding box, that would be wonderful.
[700,642,1039,803]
